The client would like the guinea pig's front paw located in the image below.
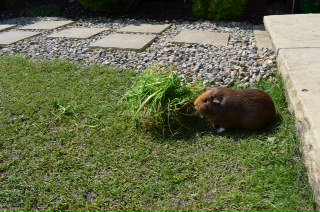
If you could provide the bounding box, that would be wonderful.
[216,127,226,134]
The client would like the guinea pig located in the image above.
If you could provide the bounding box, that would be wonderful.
[194,87,276,132]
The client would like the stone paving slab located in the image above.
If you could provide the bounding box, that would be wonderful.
[20,20,74,30]
[172,30,229,46]
[118,24,171,34]
[47,27,109,39]
[253,25,273,49]
[89,33,157,52]
[0,30,41,45]
[277,48,320,204]
[264,14,320,52]
[0,24,16,32]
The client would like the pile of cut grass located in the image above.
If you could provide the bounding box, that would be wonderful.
[123,67,206,135]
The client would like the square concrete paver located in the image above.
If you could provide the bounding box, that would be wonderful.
[20,20,74,30]
[118,24,171,34]
[47,27,109,39]
[264,14,320,52]
[0,24,16,32]
[0,30,41,45]
[172,30,229,46]
[89,33,157,52]
[253,25,273,49]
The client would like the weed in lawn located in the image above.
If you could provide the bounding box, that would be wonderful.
[52,100,77,116]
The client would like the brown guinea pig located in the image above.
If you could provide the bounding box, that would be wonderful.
[194,87,276,131]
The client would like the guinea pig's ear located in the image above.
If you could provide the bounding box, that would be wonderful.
[212,97,221,104]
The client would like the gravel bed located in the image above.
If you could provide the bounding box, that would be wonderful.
[0,17,277,87]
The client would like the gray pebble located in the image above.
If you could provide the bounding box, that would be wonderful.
[0,17,276,87]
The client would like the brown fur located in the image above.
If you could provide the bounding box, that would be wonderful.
[194,87,276,131]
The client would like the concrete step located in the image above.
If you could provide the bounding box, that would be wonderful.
[264,14,320,205]
[89,33,157,52]
[118,23,171,34]
[0,30,41,45]
[264,14,320,52]
[47,27,109,39]
[20,20,74,30]
[253,25,273,49]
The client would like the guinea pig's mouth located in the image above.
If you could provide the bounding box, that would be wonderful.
[193,105,201,116]
[192,109,204,118]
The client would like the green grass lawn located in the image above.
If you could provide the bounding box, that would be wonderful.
[0,56,316,210]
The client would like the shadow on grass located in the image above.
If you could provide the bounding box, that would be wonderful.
[142,114,211,141]
[152,112,284,143]
[219,113,284,139]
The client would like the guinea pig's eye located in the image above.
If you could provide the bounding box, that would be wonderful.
[203,99,208,104]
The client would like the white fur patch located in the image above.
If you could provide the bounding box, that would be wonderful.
[217,128,225,134]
